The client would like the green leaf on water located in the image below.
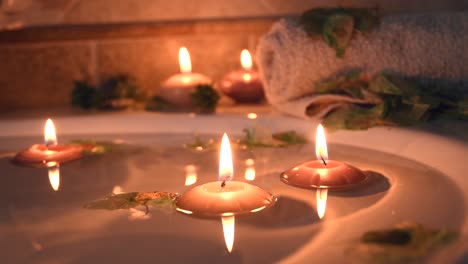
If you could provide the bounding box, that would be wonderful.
[67,140,120,155]
[350,222,459,264]
[272,131,307,145]
[239,127,307,148]
[83,191,179,211]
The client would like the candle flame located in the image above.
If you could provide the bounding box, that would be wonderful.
[240,49,252,71]
[44,119,58,146]
[219,133,233,182]
[179,47,192,74]
[247,113,257,119]
[222,216,235,253]
[48,166,60,191]
[316,188,328,219]
[244,158,255,181]
[112,185,123,194]
[242,73,252,82]
[315,124,328,161]
[184,164,198,186]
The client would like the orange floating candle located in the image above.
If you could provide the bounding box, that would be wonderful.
[176,133,275,217]
[12,119,86,168]
[280,124,367,190]
[176,133,275,253]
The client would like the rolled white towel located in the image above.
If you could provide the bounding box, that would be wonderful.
[256,12,468,118]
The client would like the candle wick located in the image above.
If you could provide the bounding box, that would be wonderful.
[220,176,231,188]
[321,156,327,166]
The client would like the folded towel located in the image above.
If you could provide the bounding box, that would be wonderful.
[256,12,468,118]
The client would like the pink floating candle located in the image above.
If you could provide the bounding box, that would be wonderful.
[158,47,211,108]
[280,124,367,190]
[176,133,275,217]
[217,49,264,103]
[12,119,86,168]
[176,133,275,252]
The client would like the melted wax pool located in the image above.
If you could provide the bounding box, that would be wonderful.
[0,134,464,263]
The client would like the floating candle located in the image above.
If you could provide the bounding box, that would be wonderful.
[217,49,264,103]
[158,47,212,108]
[280,124,367,190]
[12,119,85,168]
[176,133,275,217]
[177,133,275,253]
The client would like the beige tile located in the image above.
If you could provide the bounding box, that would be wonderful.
[0,43,95,110]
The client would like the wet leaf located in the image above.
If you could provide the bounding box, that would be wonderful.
[84,191,179,211]
[272,131,307,144]
[349,222,459,264]
[67,140,120,155]
[238,127,308,148]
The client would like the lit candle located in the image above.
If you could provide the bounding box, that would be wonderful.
[158,47,212,108]
[244,158,256,181]
[176,133,276,252]
[176,133,275,216]
[217,49,264,103]
[280,124,367,190]
[12,119,86,168]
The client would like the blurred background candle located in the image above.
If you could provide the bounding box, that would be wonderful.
[158,47,211,108]
[217,49,264,103]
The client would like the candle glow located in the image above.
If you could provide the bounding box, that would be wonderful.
[316,188,328,219]
[219,133,233,182]
[315,124,328,162]
[179,47,192,74]
[240,49,253,71]
[222,215,235,252]
[48,165,60,191]
[244,158,256,181]
[184,165,198,186]
[44,119,57,146]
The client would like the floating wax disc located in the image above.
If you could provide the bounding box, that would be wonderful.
[176,181,276,217]
[280,160,368,190]
[12,144,85,168]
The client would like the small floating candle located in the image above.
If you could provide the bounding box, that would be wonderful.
[158,47,211,108]
[217,49,264,103]
[12,119,84,168]
[280,124,367,190]
[177,133,275,252]
[176,133,275,217]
